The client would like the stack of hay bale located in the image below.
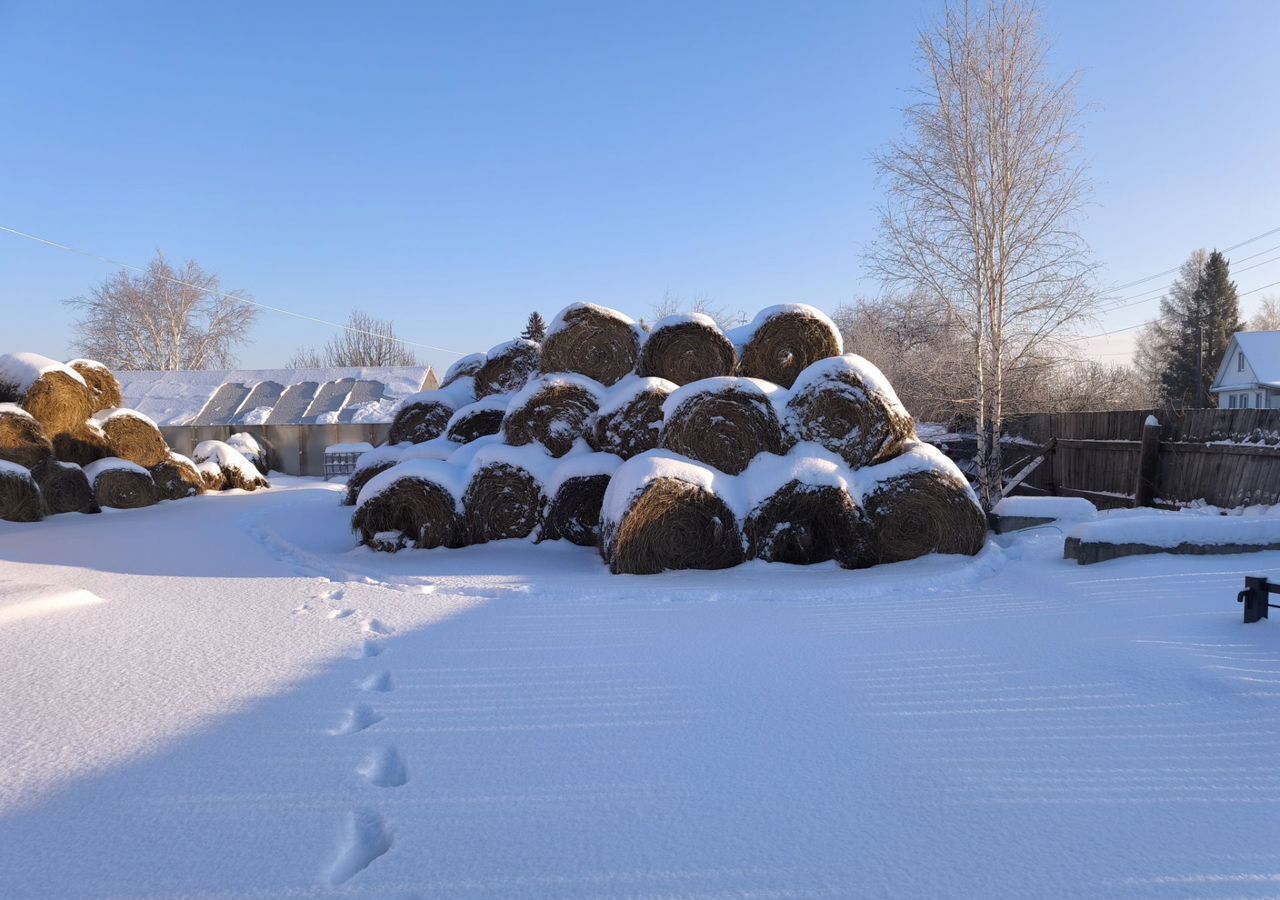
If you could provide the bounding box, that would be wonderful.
[356,302,985,573]
[0,352,268,522]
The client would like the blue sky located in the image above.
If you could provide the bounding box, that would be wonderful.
[1,0,1278,374]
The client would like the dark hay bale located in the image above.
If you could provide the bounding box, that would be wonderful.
[502,375,602,458]
[636,314,737,385]
[0,353,95,437]
[860,447,986,564]
[197,460,227,492]
[52,420,111,467]
[540,456,622,545]
[445,397,509,445]
[67,359,123,412]
[149,453,204,501]
[540,303,641,386]
[93,409,170,469]
[785,355,917,468]
[32,459,100,515]
[744,480,870,567]
[659,378,786,475]
[85,460,157,510]
[341,445,405,506]
[351,462,463,550]
[0,463,44,522]
[192,440,269,491]
[441,352,486,388]
[733,304,843,388]
[0,403,53,469]
[589,376,676,460]
[388,392,457,445]
[603,472,744,575]
[463,462,547,543]
[474,339,542,398]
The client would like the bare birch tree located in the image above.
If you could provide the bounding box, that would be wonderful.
[65,253,257,370]
[287,310,419,368]
[650,290,747,331]
[1249,296,1280,331]
[869,0,1097,509]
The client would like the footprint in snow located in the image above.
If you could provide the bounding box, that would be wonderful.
[357,745,409,788]
[331,703,382,736]
[352,640,383,659]
[328,608,356,621]
[358,671,394,693]
[326,808,392,886]
[362,618,391,636]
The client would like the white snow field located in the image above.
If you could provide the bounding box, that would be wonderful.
[1,479,1278,899]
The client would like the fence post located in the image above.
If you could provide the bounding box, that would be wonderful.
[1133,416,1162,507]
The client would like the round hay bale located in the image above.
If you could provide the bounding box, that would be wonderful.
[732,304,843,388]
[785,354,916,468]
[67,358,123,412]
[502,374,603,458]
[474,339,542,399]
[149,453,204,501]
[540,303,641,386]
[441,352,486,388]
[32,459,99,515]
[389,392,457,445]
[52,420,111,467]
[84,458,157,510]
[462,446,555,544]
[859,442,986,564]
[741,456,870,567]
[601,453,744,575]
[226,432,268,475]
[0,461,43,522]
[92,408,169,469]
[192,440,269,491]
[196,459,227,492]
[636,313,737,385]
[341,445,405,507]
[589,376,677,460]
[0,352,95,436]
[540,453,623,546]
[445,395,510,445]
[0,403,53,470]
[351,460,465,551]
[659,377,786,475]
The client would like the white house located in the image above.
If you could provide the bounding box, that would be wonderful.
[1209,331,1280,409]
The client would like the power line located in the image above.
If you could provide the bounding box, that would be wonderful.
[0,223,468,357]
[1068,277,1280,346]
[1099,225,1280,293]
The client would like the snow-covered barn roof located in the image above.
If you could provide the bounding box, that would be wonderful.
[117,365,438,426]
[1211,331,1280,391]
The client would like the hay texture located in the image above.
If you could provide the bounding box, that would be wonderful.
[0,460,44,522]
[197,460,227,492]
[84,458,156,510]
[785,354,916,468]
[502,374,603,458]
[149,453,205,501]
[352,460,465,550]
[388,381,473,446]
[636,313,737,385]
[0,352,94,436]
[92,408,169,469]
[462,445,555,544]
[192,440,269,491]
[67,358,123,412]
[741,451,870,567]
[474,339,541,399]
[441,352,486,388]
[540,303,641,387]
[33,459,99,515]
[52,419,111,467]
[540,452,623,546]
[732,304,843,388]
[341,444,406,507]
[857,441,986,565]
[660,377,786,475]
[0,403,53,470]
[589,376,676,460]
[601,451,744,575]
[445,395,510,445]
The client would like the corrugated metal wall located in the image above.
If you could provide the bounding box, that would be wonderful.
[161,424,392,476]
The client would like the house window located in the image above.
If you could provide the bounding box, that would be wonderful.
[1259,393,1266,408]
[1239,352,1246,371]
[1229,394,1237,409]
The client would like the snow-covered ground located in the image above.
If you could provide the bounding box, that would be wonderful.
[1,479,1278,898]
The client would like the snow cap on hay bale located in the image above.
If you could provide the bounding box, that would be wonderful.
[441,352,486,388]
[540,451,624,546]
[0,402,53,470]
[192,440,269,491]
[0,459,44,522]
[66,358,123,412]
[52,418,111,467]
[196,459,226,491]
[730,304,843,388]
[589,375,677,460]
[856,441,986,564]
[225,432,267,475]
[352,459,466,550]
[0,352,94,436]
[741,446,870,567]
[502,373,604,458]
[149,452,205,501]
[388,378,474,445]
[341,444,406,506]
[636,313,737,385]
[32,458,99,515]
[84,457,156,509]
[540,303,642,386]
[462,443,559,544]
[785,354,916,468]
[659,377,787,475]
[601,450,745,575]
[474,339,541,399]
[445,394,511,445]
[91,407,169,469]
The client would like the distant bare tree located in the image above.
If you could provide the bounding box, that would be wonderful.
[651,291,747,331]
[868,0,1098,509]
[64,253,257,370]
[287,310,419,368]
[1250,295,1280,331]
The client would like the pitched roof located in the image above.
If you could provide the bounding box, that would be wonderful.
[1232,331,1280,387]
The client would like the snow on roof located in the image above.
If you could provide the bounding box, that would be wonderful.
[116,365,438,426]
[1230,331,1280,386]
[0,352,86,393]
